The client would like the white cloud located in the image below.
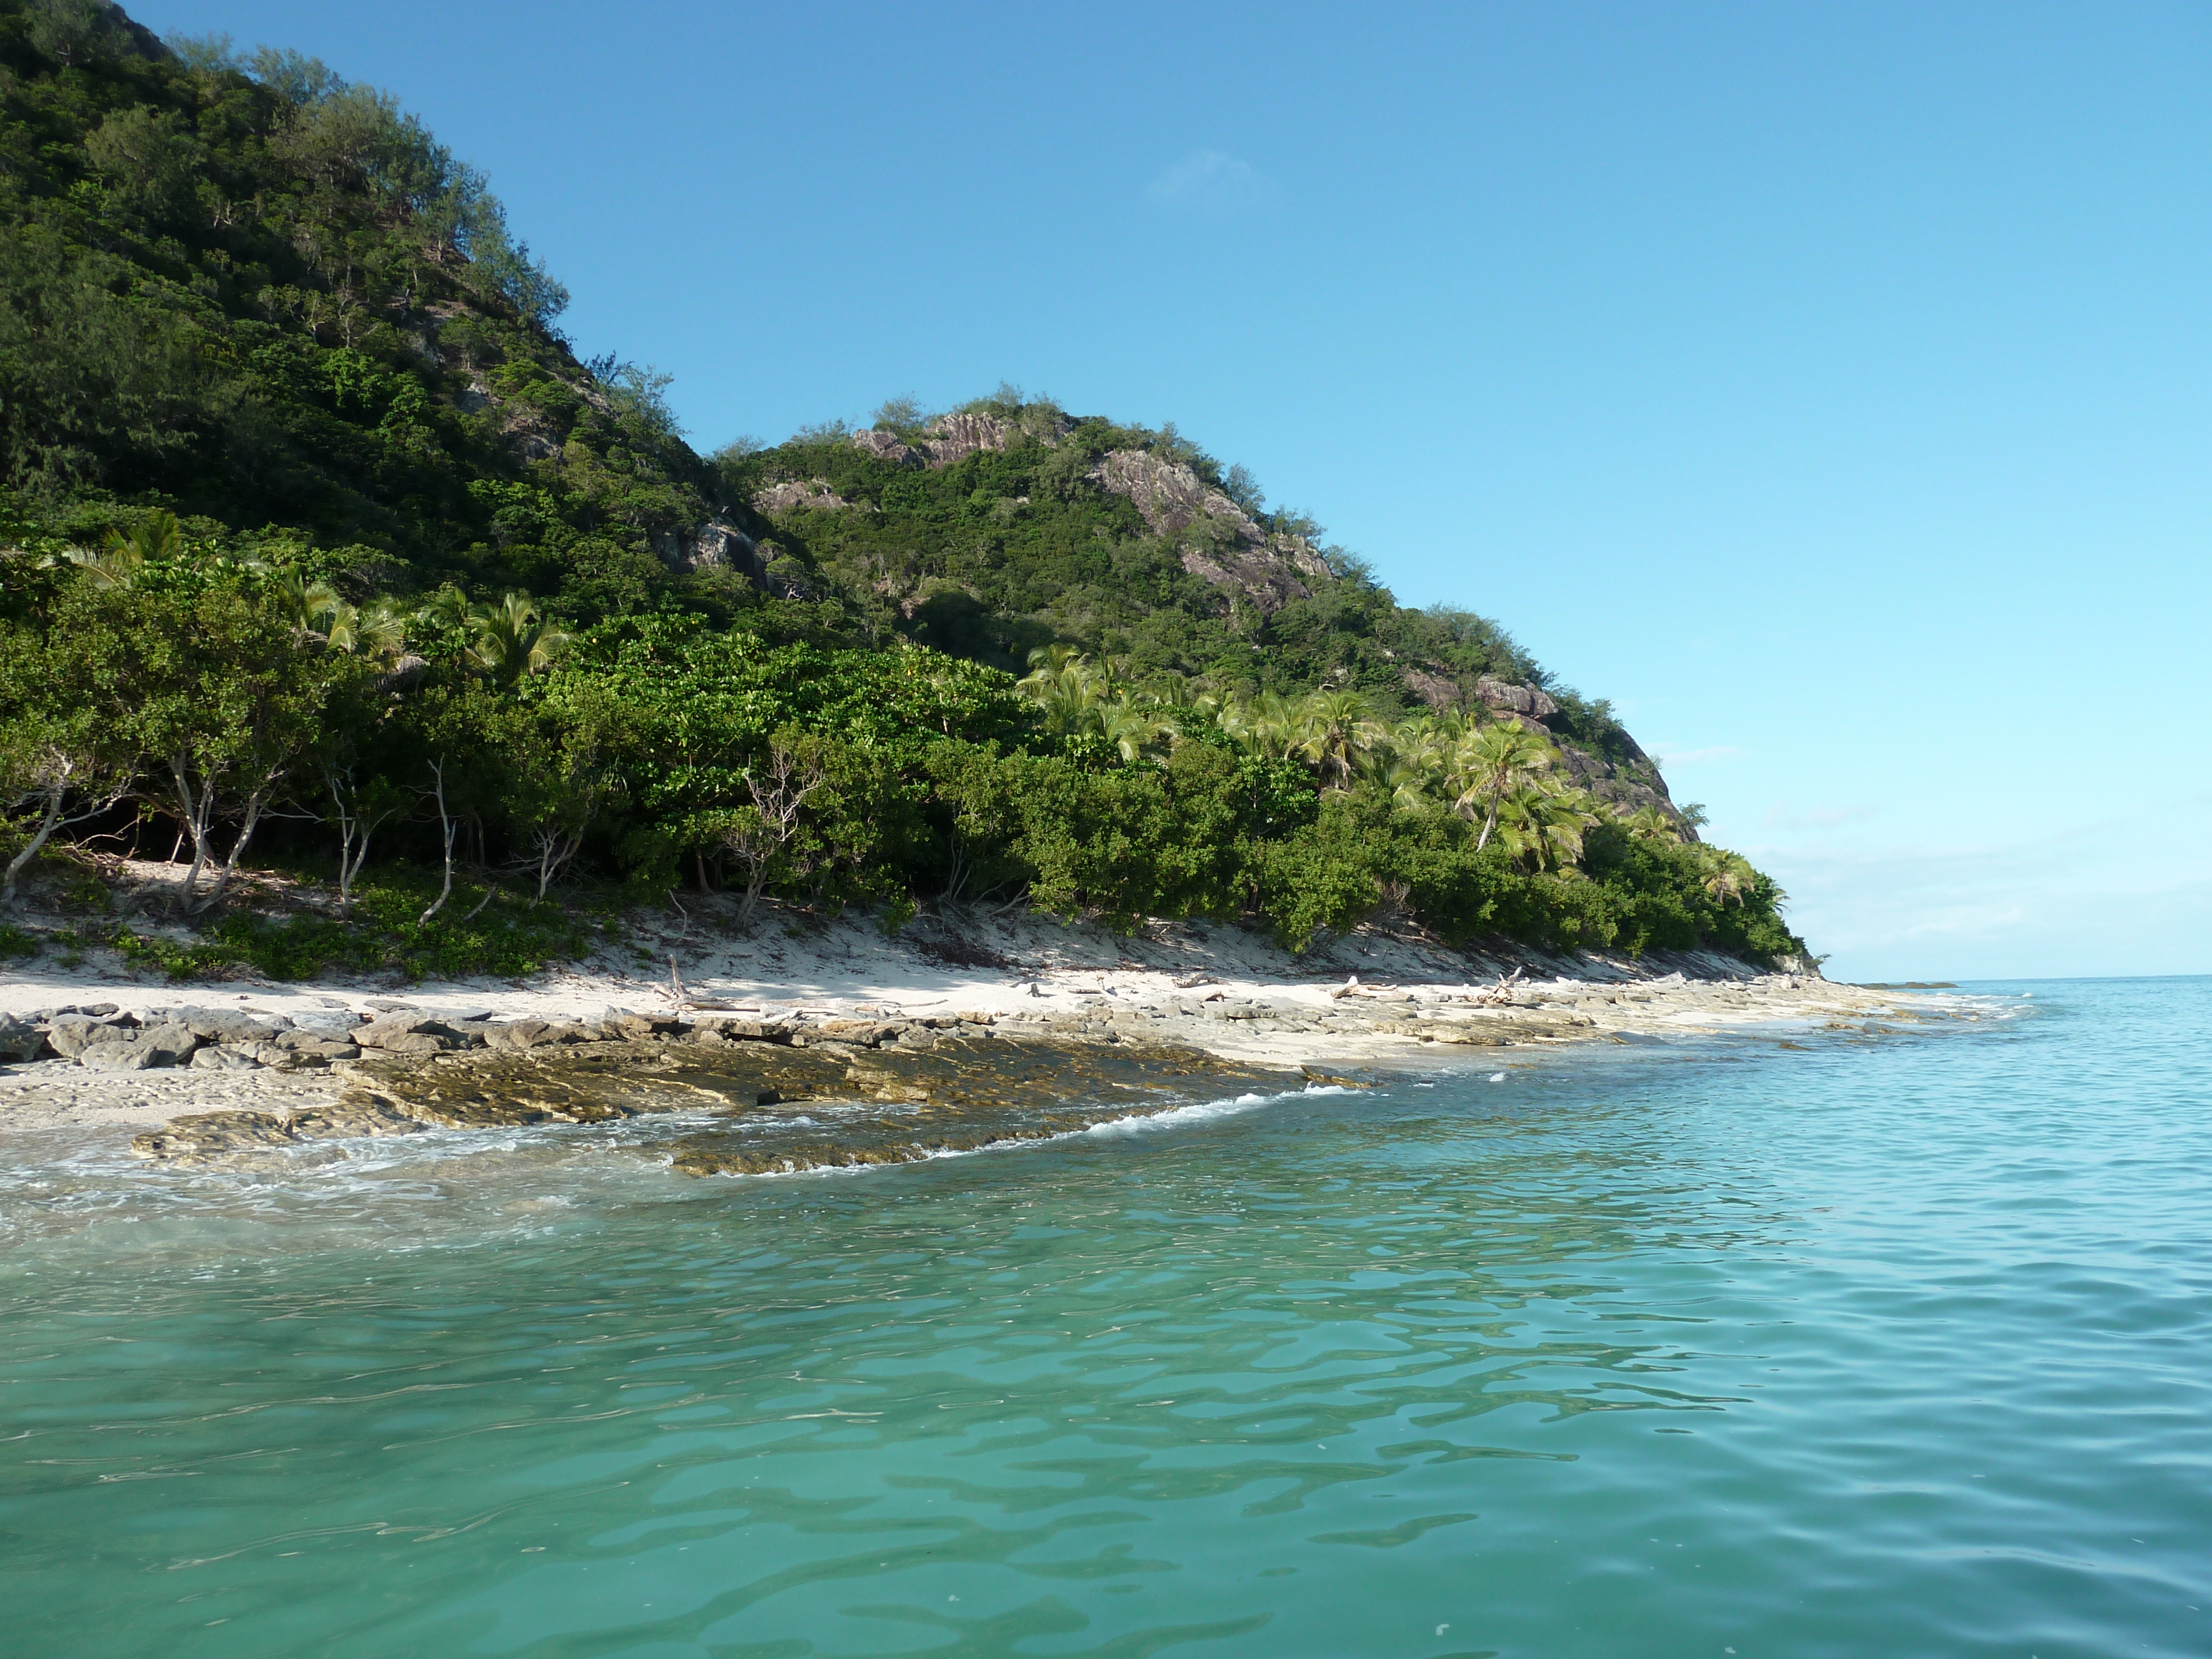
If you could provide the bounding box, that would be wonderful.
[1145,150,1274,212]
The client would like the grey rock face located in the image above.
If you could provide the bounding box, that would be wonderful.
[1088,450,1324,615]
[45,1014,127,1058]
[0,1015,45,1062]
[919,411,1018,468]
[348,1016,475,1053]
[352,1022,465,1057]
[63,1022,195,1071]
[272,1027,359,1056]
[1474,677,1562,722]
[850,428,923,467]
[652,519,763,580]
[852,411,1067,471]
[79,1040,161,1072]
[751,479,851,515]
[484,1019,603,1049]
[176,1008,294,1045]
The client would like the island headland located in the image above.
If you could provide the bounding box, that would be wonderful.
[0,5,1879,1173]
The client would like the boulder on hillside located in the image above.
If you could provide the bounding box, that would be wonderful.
[652,519,764,579]
[850,429,923,467]
[750,478,853,515]
[1473,677,1561,723]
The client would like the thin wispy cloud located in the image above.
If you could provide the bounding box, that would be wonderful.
[1742,787,2212,977]
[1764,802,1879,830]
[1145,150,1275,213]
[1650,743,1743,767]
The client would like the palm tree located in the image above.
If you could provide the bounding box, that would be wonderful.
[1097,698,1172,764]
[59,511,183,590]
[1295,688,1387,792]
[1219,690,1303,761]
[266,572,347,641]
[1382,751,1441,813]
[1698,848,1758,906]
[1017,646,1113,740]
[1618,804,1682,845]
[1496,784,1602,872]
[326,596,409,659]
[106,509,182,563]
[467,593,571,683]
[414,585,473,634]
[1447,721,1560,851]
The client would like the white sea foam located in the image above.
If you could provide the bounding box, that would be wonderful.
[701,1084,1353,1180]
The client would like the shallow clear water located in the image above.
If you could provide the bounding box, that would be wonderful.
[3,978,2209,1658]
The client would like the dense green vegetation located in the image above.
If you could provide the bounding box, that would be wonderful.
[0,2,1806,974]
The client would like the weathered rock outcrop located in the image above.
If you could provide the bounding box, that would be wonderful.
[750,478,851,515]
[1474,677,1562,724]
[918,411,1018,468]
[851,427,922,467]
[849,410,1071,472]
[1088,450,1333,615]
[0,1014,46,1062]
[652,519,765,581]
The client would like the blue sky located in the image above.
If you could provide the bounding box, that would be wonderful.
[133,1,2212,982]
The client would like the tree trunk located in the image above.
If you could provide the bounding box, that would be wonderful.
[168,757,217,909]
[0,782,65,907]
[418,760,456,924]
[196,780,278,914]
[1475,780,1504,853]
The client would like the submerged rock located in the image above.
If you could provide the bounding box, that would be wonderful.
[286,1099,426,1140]
[126,1030,1314,1177]
[132,1110,299,1160]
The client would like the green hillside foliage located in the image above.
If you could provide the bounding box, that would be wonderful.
[0,2,1807,973]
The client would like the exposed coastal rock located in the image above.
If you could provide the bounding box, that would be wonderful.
[13,1004,367,1074]
[94,952,1906,1173]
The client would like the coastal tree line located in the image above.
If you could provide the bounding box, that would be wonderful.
[0,512,1797,968]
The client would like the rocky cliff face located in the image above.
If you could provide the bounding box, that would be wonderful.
[849,410,1072,471]
[652,519,763,580]
[1088,450,1334,616]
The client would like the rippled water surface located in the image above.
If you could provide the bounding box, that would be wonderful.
[4,978,2209,1658]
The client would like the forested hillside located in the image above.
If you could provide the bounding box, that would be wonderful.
[0,1,1807,978]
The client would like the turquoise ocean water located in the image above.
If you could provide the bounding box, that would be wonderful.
[2,977,2208,1658]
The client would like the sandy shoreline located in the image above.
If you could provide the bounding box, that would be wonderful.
[0,905,1973,1154]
